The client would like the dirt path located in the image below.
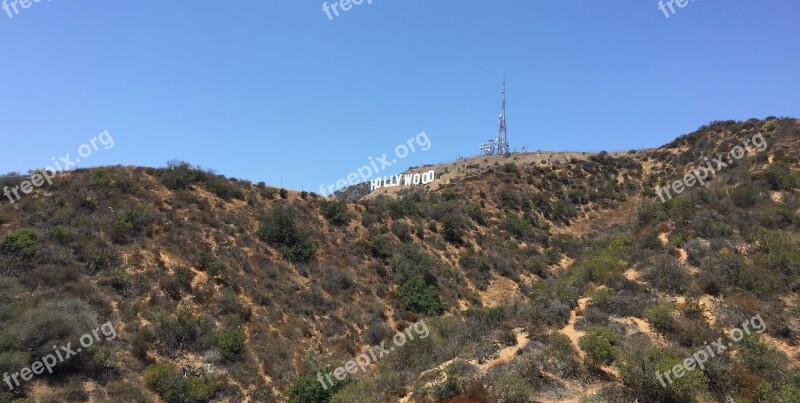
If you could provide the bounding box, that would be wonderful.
[560,297,591,360]
[555,196,642,238]
[538,383,605,403]
[399,328,530,402]
[476,329,530,372]
[624,267,644,283]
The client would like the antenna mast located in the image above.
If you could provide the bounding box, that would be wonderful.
[495,80,510,156]
[479,81,510,156]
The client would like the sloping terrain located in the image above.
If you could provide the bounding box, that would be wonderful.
[0,117,798,403]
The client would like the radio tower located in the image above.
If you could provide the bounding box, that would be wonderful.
[479,81,510,156]
[495,81,510,156]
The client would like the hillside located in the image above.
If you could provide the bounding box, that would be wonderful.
[0,117,799,403]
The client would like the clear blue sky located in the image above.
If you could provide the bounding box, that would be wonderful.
[1,0,798,192]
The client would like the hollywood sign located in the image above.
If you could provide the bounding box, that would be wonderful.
[370,170,435,191]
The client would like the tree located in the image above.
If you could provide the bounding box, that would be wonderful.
[214,329,246,361]
[0,228,37,257]
[578,326,617,368]
[441,213,464,244]
[258,206,315,263]
[321,200,350,226]
[396,277,445,315]
[287,375,348,403]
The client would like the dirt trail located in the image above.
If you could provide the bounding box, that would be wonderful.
[560,297,591,360]
[399,328,530,402]
[611,316,668,347]
[556,196,642,238]
[538,383,605,403]
[476,329,530,372]
[761,333,800,365]
[547,296,619,403]
[677,247,688,265]
[624,267,644,283]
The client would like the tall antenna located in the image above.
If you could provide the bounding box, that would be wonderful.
[496,80,510,156]
[479,81,511,156]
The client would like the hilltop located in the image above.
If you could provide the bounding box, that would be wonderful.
[0,117,798,403]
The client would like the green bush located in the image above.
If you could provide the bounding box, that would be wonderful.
[579,235,631,282]
[645,256,691,294]
[737,333,779,376]
[105,380,152,403]
[703,250,781,296]
[330,379,381,403]
[218,287,251,324]
[110,267,129,291]
[757,381,800,402]
[490,371,531,402]
[282,239,315,265]
[578,326,617,367]
[588,288,617,305]
[459,251,491,290]
[501,162,519,173]
[9,299,98,371]
[257,206,299,245]
[390,244,437,285]
[544,333,581,378]
[1,228,37,257]
[547,199,579,224]
[205,178,244,200]
[497,187,520,210]
[196,251,226,277]
[390,220,412,242]
[144,362,218,403]
[154,309,212,353]
[50,225,71,245]
[112,204,154,242]
[619,345,707,402]
[644,302,676,332]
[396,277,445,315]
[257,206,315,263]
[754,228,800,280]
[503,213,533,240]
[427,363,472,401]
[355,234,393,259]
[367,195,421,219]
[731,182,760,208]
[0,211,6,225]
[764,163,800,190]
[158,161,208,190]
[441,213,465,244]
[287,375,348,403]
[465,202,488,225]
[214,329,246,361]
[321,200,350,226]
